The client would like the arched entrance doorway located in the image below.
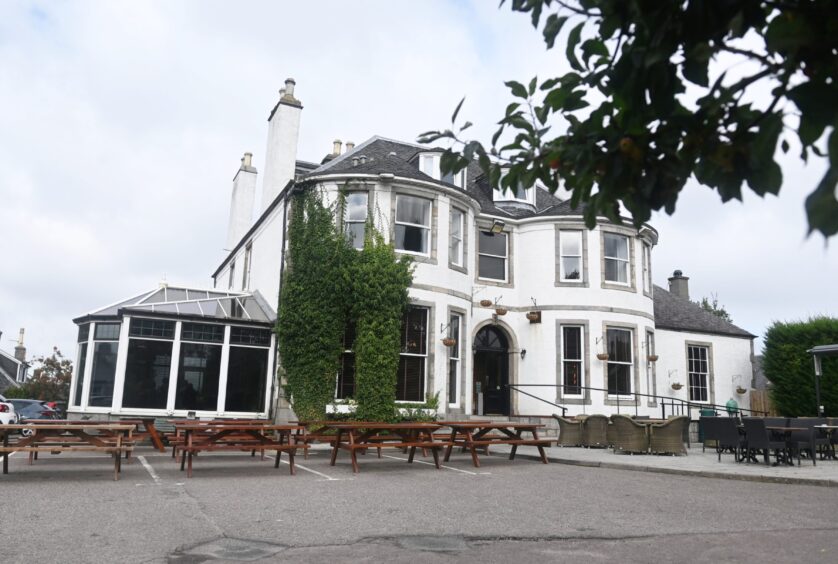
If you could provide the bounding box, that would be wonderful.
[473,325,510,415]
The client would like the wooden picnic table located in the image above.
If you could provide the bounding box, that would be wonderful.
[24,418,165,452]
[325,422,450,473]
[0,423,134,481]
[439,422,552,467]
[173,422,306,478]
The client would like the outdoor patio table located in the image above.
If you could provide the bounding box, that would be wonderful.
[766,426,807,466]
[173,422,306,478]
[814,425,838,460]
[325,422,448,473]
[0,423,134,480]
[440,422,552,467]
[31,418,166,452]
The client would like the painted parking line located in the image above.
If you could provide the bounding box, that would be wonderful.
[264,455,342,481]
[380,454,482,475]
[138,455,162,485]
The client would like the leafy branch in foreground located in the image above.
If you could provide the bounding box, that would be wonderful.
[419,0,838,237]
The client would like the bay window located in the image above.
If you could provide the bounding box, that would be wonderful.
[395,195,431,255]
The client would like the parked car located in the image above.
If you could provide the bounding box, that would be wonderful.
[0,393,16,425]
[9,399,59,422]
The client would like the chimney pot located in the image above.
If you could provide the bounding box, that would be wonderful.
[332,139,342,155]
[284,78,296,98]
[14,328,26,362]
[242,152,253,168]
[352,157,359,167]
[668,270,690,300]
[359,155,367,165]
[345,141,355,152]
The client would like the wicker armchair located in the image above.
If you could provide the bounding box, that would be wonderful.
[582,414,609,448]
[649,416,688,455]
[553,414,582,447]
[611,414,649,454]
[606,422,617,448]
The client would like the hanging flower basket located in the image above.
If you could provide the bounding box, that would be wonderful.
[671,382,683,391]
[526,311,541,323]
[495,307,508,316]
[736,386,747,395]
[441,337,457,347]
[479,299,493,307]
[596,353,609,361]
[647,354,659,362]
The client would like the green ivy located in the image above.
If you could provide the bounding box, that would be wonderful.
[763,316,838,416]
[277,189,413,422]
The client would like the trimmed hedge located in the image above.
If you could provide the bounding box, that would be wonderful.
[763,317,838,416]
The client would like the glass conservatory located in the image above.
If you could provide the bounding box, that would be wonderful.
[69,285,276,419]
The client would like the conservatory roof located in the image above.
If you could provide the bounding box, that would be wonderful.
[74,285,276,325]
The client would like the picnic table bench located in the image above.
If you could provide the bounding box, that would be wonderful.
[440,422,552,467]
[174,422,307,478]
[0,423,135,481]
[325,422,451,473]
[166,419,268,460]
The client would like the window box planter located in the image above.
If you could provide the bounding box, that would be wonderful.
[326,402,357,415]
[479,299,493,307]
[441,337,457,347]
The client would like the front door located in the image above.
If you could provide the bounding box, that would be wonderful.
[473,326,510,415]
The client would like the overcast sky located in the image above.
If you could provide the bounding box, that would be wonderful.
[1,1,835,365]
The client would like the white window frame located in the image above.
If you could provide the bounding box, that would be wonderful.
[559,230,584,283]
[394,195,432,257]
[606,327,633,398]
[228,260,236,290]
[447,313,462,407]
[687,345,710,403]
[343,192,368,250]
[642,242,652,294]
[477,230,508,282]
[603,233,630,285]
[560,325,584,397]
[241,243,252,291]
[418,152,465,188]
[397,306,428,403]
[449,208,464,267]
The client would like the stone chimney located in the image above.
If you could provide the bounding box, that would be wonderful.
[14,328,26,362]
[668,270,690,300]
[332,139,342,156]
[226,152,258,249]
[261,78,303,211]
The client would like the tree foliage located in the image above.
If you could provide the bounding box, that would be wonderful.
[763,317,838,416]
[698,294,733,323]
[419,0,838,238]
[3,348,72,402]
[276,189,414,422]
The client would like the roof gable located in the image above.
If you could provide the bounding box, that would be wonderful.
[653,285,754,339]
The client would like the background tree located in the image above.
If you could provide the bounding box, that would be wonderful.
[698,294,733,323]
[3,348,72,402]
[763,316,838,416]
[420,0,838,238]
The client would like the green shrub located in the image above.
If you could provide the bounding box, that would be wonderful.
[763,317,838,416]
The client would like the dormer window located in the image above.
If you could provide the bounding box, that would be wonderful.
[418,152,465,188]
[493,181,536,206]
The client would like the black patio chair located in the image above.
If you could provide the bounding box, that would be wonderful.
[791,418,829,465]
[700,416,719,453]
[742,418,789,466]
[716,418,745,462]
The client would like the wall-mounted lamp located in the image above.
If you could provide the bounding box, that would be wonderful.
[520,349,527,360]
[490,219,506,234]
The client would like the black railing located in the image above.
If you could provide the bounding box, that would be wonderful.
[507,384,767,419]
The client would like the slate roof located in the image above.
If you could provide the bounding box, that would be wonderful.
[653,285,755,339]
[305,136,575,219]
[0,350,23,392]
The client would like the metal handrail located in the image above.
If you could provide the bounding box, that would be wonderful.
[506,383,767,418]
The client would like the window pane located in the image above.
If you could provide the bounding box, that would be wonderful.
[78,324,90,343]
[395,224,429,254]
[94,323,121,340]
[607,364,632,395]
[479,231,506,257]
[73,342,88,406]
[88,341,118,407]
[421,155,435,176]
[451,210,462,238]
[478,256,506,280]
[396,356,424,401]
[563,361,582,395]
[225,347,268,412]
[441,170,455,185]
[129,318,175,339]
[345,222,365,249]
[122,339,173,409]
[175,343,221,411]
[401,308,427,355]
[562,257,581,280]
[229,326,271,346]
[336,352,355,399]
[604,233,628,259]
[396,196,430,226]
[605,259,627,283]
[607,329,632,362]
[560,231,581,255]
[449,315,460,360]
[346,193,368,221]
[181,323,224,343]
[563,327,581,360]
[448,359,458,404]
[450,237,462,265]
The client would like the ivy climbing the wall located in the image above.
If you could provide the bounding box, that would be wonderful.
[277,188,413,422]
[277,189,351,422]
